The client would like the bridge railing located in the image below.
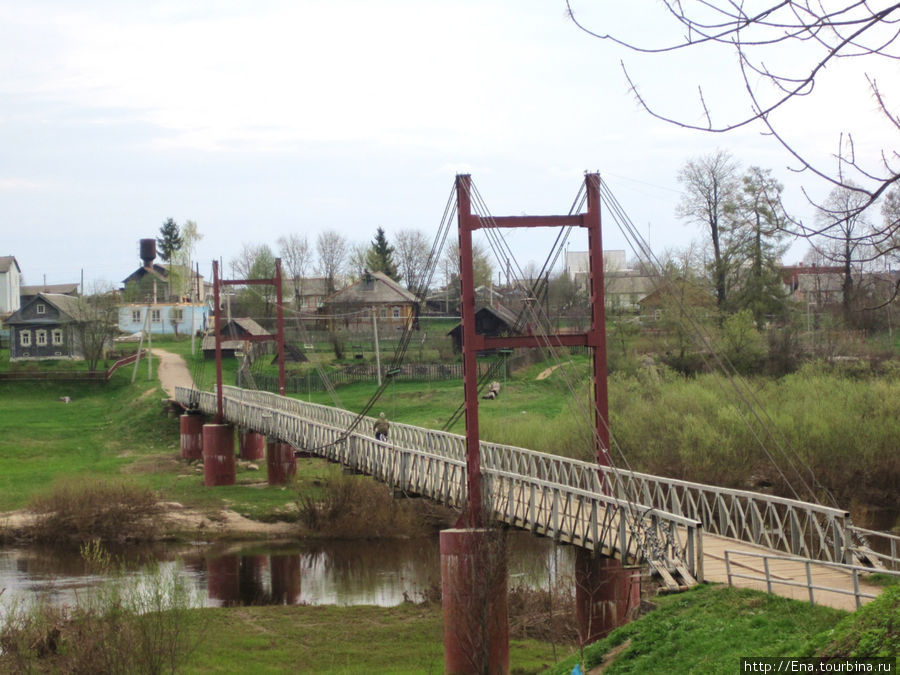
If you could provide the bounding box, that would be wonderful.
[183,386,866,567]
[848,526,900,571]
[178,386,703,581]
[462,434,857,566]
[597,466,853,564]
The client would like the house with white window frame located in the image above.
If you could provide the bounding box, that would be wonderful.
[5,293,88,360]
[118,302,210,336]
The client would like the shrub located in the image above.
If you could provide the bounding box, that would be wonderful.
[297,473,446,537]
[28,478,160,545]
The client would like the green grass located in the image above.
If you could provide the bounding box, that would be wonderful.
[181,603,555,674]
[545,585,850,675]
[0,365,314,520]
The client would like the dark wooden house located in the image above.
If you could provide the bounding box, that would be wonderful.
[448,304,521,353]
[5,293,88,360]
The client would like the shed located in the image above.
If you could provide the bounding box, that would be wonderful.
[201,317,270,359]
[447,304,521,353]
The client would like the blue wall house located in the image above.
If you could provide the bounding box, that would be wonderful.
[118,302,209,337]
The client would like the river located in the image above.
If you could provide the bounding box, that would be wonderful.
[0,531,574,613]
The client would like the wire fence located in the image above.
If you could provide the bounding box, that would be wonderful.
[246,360,511,394]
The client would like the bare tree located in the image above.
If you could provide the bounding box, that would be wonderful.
[72,285,120,371]
[346,242,369,281]
[277,233,312,302]
[316,230,348,294]
[812,183,872,324]
[173,220,203,299]
[394,228,431,292]
[677,150,740,311]
[566,1,900,253]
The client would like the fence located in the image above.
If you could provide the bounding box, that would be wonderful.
[246,360,513,393]
[0,351,147,383]
[723,549,900,609]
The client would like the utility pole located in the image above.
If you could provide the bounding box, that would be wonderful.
[373,306,382,386]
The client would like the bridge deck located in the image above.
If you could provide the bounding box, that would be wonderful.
[702,535,883,611]
[175,385,895,609]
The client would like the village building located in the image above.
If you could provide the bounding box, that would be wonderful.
[4,293,97,361]
[319,271,418,332]
[0,256,23,320]
[20,283,80,304]
[448,304,522,353]
[119,238,209,335]
[201,317,270,359]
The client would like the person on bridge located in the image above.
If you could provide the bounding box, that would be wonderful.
[374,412,390,442]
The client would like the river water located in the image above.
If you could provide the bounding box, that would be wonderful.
[0,532,574,612]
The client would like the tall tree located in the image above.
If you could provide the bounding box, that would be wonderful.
[72,283,120,371]
[364,227,400,281]
[442,240,495,304]
[394,228,431,292]
[277,233,312,303]
[316,230,348,294]
[157,218,183,263]
[813,183,872,325]
[347,242,369,281]
[676,150,740,312]
[728,167,791,325]
[566,2,900,254]
[173,220,203,299]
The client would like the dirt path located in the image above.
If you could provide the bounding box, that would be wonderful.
[151,348,195,399]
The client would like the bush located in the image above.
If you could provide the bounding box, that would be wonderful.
[28,478,160,545]
[297,473,447,537]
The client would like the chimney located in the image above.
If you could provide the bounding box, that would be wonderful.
[140,239,157,269]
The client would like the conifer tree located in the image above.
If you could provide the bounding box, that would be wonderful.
[365,227,399,281]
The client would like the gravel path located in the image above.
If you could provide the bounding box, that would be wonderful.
[151,348,195,398]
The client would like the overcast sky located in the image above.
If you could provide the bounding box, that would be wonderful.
[2,1,894,289]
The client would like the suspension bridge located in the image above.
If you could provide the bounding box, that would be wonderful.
[176,383,898,615]
[184,172,898,671]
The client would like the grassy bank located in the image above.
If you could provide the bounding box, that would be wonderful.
[545,584,884,674]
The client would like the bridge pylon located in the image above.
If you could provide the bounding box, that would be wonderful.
[442,173,625,672]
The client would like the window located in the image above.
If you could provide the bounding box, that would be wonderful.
[171,308,184,322]
[132,309,141,323]
[392,307,401,319]
[151,309,161,323]
[379,308,387,318]
[19,330,31,347]
[36,330,47,346]
[36,304,45,315]
[52,329,63,346]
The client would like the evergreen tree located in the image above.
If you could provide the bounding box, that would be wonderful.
[157,218,183,262]
[365,227,399,281]
[727,167,790,325]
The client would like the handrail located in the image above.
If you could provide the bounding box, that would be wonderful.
[175,385,703,582]
[723,549,899,609]
[848,526,900,570]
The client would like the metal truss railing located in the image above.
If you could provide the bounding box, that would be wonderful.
[176,386,703,583]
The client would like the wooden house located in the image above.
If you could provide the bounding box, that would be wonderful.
[20,283,80,305]
[448,304,521,353]
[201,317,271,359]
[5,293,91,360]
[319,271,418,332]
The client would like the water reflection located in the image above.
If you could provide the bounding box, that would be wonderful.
[0,533,574,612]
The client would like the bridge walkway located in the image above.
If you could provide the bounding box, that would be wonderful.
[174,385,898,610]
